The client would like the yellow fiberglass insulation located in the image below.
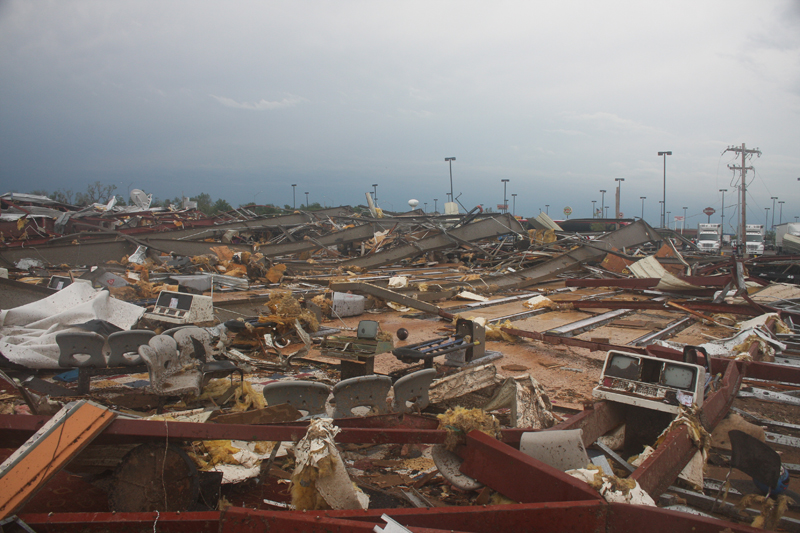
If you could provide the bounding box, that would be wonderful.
[437,407,501,452]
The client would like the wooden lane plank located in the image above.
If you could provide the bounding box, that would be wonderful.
[0,400,116,519]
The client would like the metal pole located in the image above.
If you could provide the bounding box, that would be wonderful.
[434,199,438,214]
[545,204,549,215]
[292,184,297,209]
[779,201,785,225]
[771,196,777,230]
[640,196,646,221]
[592,200,596,218]
[372,184,378,204]
[305,192,309,207]
[445,157,455,202]
[501,179,509,213]
[512,193,517,216]
[682,206,687,234]
[741,144,747,252]
[720,189,727,233]
[599,190,606,218]
[658,151,672,228]
[765,207,770,229]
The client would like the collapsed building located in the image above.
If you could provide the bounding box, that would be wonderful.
[1,191,800,532]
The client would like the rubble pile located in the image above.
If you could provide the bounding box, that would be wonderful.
[2,195,800,532]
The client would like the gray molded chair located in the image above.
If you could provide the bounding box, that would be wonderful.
[262,381,331,418]
[107,330,155,367]
[393,368,436,414]
[138,334,202,397]
[173,327,242,387]
[56,331,107,368]
[331,375,392,418]
[519,429,589,472]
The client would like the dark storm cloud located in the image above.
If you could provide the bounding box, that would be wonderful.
[1,0,798,226]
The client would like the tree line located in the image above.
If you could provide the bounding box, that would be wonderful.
[23,182,331,216]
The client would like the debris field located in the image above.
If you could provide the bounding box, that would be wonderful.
[1,192,800,532]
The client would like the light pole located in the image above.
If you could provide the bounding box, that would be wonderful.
[512,194,517,216]
[501,179,510,213]
[292,184,297,209]
[667,211,671,229]
[434,199,438,214]
[604,206,609,218]
[599,190,606,218]
[765,208,770,232]
[719,189,727,233]
[615,178,624,218]
[770,196,778,230]
[658,151,672,228]
[445,157,456,202]
[424,202,427,213]
[372,184,378,204]
[779,201,785,224]
[640,197,646,222]
[545,204,550,215]
[682,206,687,234]
[305,192,309,208]
[592,200,597,218]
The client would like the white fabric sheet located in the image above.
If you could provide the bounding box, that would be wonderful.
[0,283,144,369]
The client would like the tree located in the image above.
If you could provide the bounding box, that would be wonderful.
[191,193,214,214]
[212,198,232,214]
[51,189,75,205]
[75,181,117,206]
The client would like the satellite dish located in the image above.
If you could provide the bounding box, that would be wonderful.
[130,189,152,210]
[408,199,419,208]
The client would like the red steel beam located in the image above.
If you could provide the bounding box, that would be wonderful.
[457,430,603,504]
[607,503,760,533]
[300,501,609,533]
[567,300,760,316]
[565,278,658,288]
[220,507,465,533]
[500,325,649,355]
[20,511,219,533]
[0,416,447,447]
[0,414,535,448]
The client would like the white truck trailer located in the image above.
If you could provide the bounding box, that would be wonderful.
[696,223,722,253]
[775,222,800,254]
[744,224,765,256]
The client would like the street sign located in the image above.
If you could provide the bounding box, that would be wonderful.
[703,207,716,216]
[618,212,623,218]
[563,206,572,216]
[497,204,508,210]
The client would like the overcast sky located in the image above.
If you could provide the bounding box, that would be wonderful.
[1,1,799,231]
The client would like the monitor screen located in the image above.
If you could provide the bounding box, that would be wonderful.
[605,354,641,381]
[660,364,696,390]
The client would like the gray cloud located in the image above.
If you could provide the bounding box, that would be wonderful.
[0,0,798,228]
[210,94,306,111]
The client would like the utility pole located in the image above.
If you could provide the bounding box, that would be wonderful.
[599,190,606,218]
[724,143,761,254]
[771,196,778,230]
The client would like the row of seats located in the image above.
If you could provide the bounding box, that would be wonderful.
[57,328,434,418]
[261,368,436,418]
[56,327,241,396]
